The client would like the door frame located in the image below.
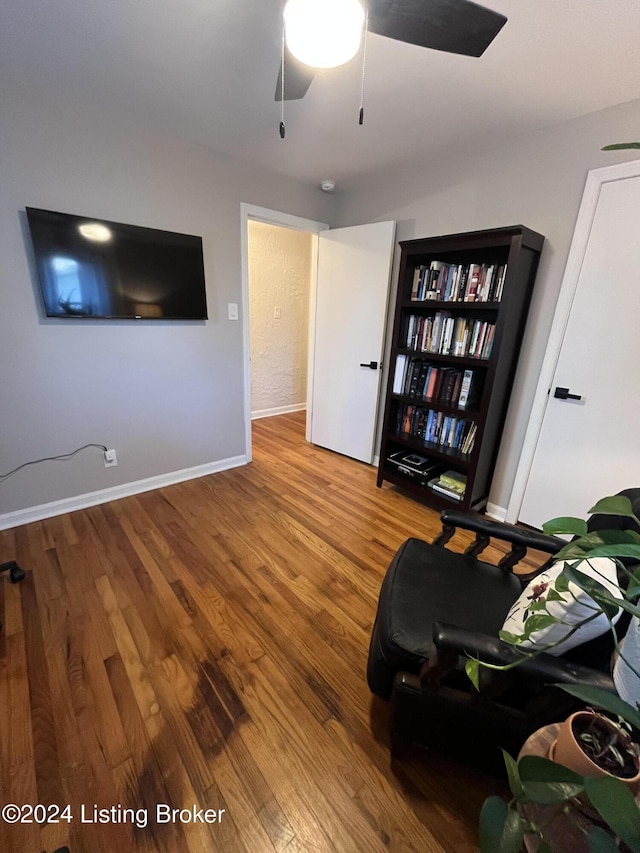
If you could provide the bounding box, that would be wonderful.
[240,203,329,462]
[507,158,640,523]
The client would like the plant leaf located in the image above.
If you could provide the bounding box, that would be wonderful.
[566,544,640,560]
[587,825,623,853]
[518,755,584,803]
[543,516,588,536]
[521,614,560,635]
[555,684,640,730]
[498,630,523,645]
[584,776,640,853]
[465,658,480,690]
[478,796,525,853]
[561,564,623,619]
[501,749,526,801]
[596,529,640,546]
[605,598,640,620]
[546,588,567,602]
[588,495,637,517]
[602,142,640,150]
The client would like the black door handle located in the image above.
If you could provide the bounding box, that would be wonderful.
[359,361,379,369]
[554,386,582,401]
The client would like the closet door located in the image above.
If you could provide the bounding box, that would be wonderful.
[519,167,640,528]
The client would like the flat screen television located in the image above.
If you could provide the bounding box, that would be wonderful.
[26,207,208,320]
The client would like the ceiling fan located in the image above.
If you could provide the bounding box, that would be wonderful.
[275,0,508,102]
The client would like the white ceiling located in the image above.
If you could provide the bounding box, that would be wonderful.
[3,0,640,187]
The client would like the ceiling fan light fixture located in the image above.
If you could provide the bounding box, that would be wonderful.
[283,0,365,69]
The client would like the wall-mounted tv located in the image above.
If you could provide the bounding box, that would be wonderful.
[26,207,208,320]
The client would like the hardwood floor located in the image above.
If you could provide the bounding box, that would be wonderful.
[0,411,521,852]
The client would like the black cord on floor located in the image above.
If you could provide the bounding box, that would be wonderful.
[0,443,108,480]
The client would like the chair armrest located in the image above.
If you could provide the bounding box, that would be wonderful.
[439,510,566,554]
[432,622,615,691]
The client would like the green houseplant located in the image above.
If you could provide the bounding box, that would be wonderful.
[469,495,640,852]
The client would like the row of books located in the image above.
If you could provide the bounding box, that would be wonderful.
[393,355,481,410]
[405,312,496,360]
[395,403,478,455]
[410,260,507,304]
[427,469,467,501]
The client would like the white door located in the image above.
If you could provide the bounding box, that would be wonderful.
[518,169,640,528]
[310,221,395,463]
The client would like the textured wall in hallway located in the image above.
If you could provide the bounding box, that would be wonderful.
[249,221,312,416]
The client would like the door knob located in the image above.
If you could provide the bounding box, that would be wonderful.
[554,386,582,401]
[359,361,379,369]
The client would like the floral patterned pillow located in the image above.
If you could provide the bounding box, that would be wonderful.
[501,557,623,656]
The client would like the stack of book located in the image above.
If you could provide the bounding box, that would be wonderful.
[393,356,481,410]
[428,470,467,501]
[395,404,477,455]
[405,313,496,360]
[410,261,508,303]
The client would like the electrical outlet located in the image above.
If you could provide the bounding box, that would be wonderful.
[104,448,117,468]
[227,303,239,320]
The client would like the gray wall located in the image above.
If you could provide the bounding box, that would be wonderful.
[3,83,640,521]
[334,97,640,515]
[0,89,335,515]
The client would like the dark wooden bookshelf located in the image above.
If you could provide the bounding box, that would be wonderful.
[377,225,545,512]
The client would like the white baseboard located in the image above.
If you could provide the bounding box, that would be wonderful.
[0,455,248,531]
[251,403,306,420]
[486,501,507,522]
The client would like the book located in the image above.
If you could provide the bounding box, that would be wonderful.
[428,469,467,500]
[441,316,455,355]
[482,324,496,359]
[457,369,477,410]
[423,367,436,401]
[415,360,430,398]
[465,264,482,301]
[494,264,508,301]
[407,359,423,396]
[440,369,459,405]
[461,421,478,454]
[411,266,427,300]
[393,354,408,394]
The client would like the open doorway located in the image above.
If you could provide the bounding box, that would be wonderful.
[240,204,329,462]
[241,204,395,466]
[247,220,313,423]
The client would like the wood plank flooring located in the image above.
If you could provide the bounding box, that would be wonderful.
[0,412,525,852]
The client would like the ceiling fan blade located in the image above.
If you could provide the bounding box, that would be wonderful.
[368,0,507,58]
[274,49,317,101]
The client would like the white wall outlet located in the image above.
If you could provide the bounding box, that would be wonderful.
[104,448,117,467]
[228,303,239,320]
[274,306,282,319]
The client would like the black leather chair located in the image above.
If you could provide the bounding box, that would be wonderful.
[367,490,640,774]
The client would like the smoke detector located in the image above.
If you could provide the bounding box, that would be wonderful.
[320,180,336,192]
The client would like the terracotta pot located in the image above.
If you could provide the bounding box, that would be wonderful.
[549,711,640,788]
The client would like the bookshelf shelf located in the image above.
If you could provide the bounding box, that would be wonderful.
[402,300,500,311]
[388,433,473,465]
[377,225,545,512]
[396,348,492,366]
[391,393,480,417]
